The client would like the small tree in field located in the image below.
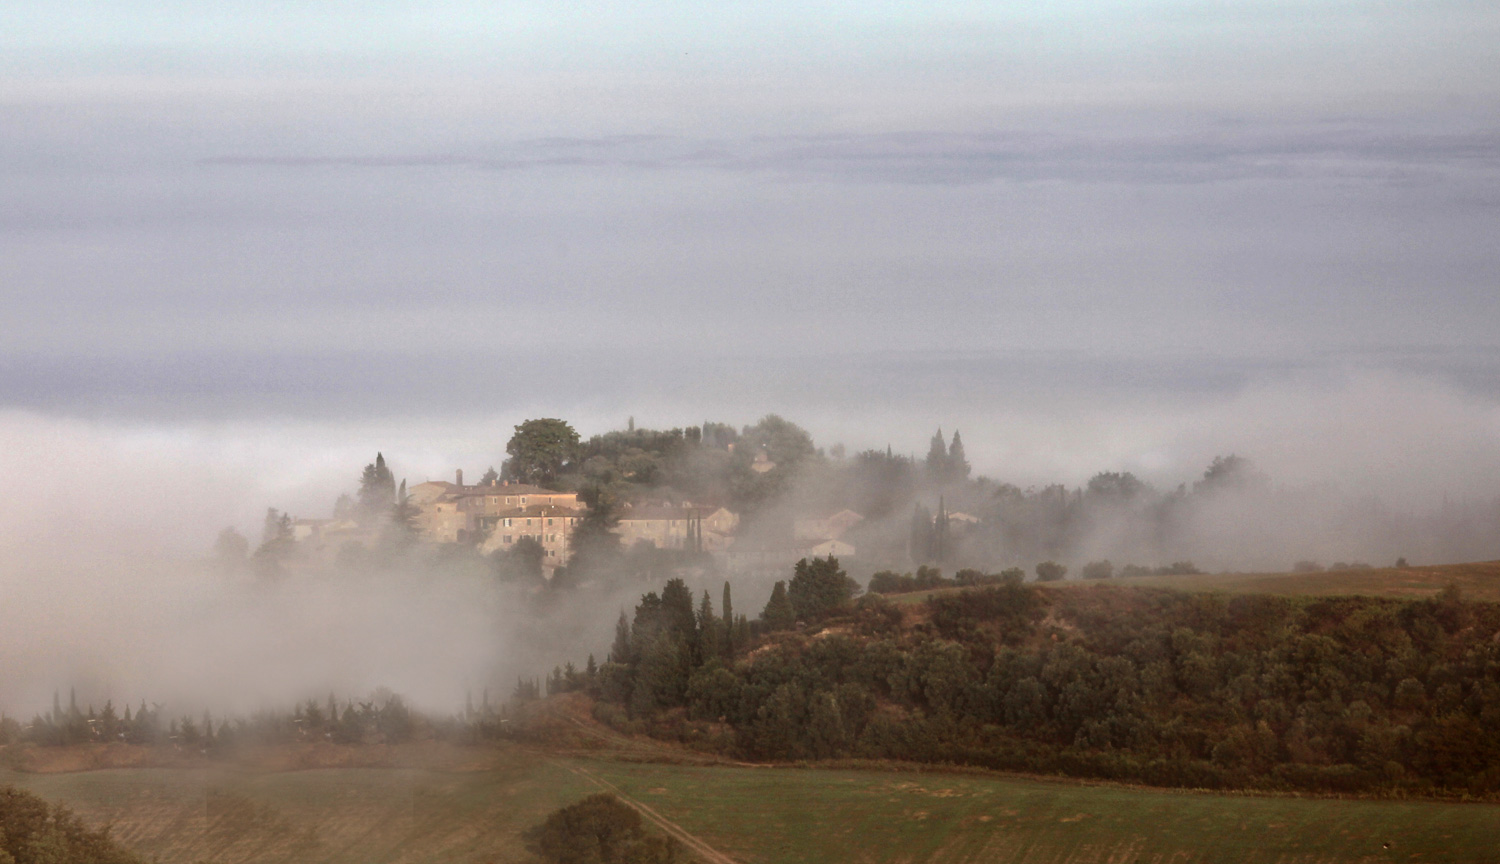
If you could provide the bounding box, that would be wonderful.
[1035,561,1067,582]
[1081,560,1113,580]
[524,794,679,864]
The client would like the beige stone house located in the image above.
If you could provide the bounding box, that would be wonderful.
[479,504,583,566]
[615,504,738,554]
[410,472,585,549]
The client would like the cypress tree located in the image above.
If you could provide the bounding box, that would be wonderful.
[611,610,632,664]
[696,590,719,663]
[721,582,734,656]
[925,428,947,480]
[947,431,970,481]
[660,578,697,643]
[358,452,397,519]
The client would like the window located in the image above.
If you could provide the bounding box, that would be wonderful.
[503,535,512,544]
[547,518,554,525]
[504,518,512,527]
[521,497,527,505]
[526,519,533,526]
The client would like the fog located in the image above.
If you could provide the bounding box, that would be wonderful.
[3,0,1498,727]
[2,354,1498,720]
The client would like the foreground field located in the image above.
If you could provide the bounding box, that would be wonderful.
[6,745,1500,864]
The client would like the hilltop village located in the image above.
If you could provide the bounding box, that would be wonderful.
[294,474,752,573]
[230,413,1449,583]
[236,415,987,580]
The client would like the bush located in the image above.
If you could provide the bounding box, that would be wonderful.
[524,794,680,864]
[1081,560,1113,580]
[788,556,861,620]
[0,786,145,864]
[1035,561,1067,582]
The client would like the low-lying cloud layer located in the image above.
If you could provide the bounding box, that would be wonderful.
[2,362,1498,718]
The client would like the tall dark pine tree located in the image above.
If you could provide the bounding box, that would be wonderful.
[925,428,948,482]
[611,610,633,663]
[947,431,971,481]
[358,452,396,521]
[660,578,697,643]
[720,582,734,656]
[761,581,795,631]
[696,590,719,663]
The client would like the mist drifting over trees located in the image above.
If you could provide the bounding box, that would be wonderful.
[1,393,1496,727]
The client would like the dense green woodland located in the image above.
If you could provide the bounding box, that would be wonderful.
[0,785,143,864]
[576,564,1500,797]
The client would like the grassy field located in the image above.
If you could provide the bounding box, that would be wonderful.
[1,748,596,864]
[6,747,1500,864]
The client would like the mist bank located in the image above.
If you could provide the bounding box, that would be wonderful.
[2,362,1498,719]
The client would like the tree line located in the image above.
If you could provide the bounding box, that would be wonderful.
[1,691,418,752]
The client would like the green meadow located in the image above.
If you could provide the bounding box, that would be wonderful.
[6,747,1499,863]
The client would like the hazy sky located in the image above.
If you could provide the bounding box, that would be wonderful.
[2,0,1499,530]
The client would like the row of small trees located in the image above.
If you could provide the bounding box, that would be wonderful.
[866,561,1206,594]
[1,692,416,751]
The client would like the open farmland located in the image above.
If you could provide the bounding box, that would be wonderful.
[6,747,1500,864]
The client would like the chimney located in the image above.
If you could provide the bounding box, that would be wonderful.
[456,468,463,487]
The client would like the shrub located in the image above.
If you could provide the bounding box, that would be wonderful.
[787,556,861,620]
[1035,561,1067,582]
[0,786,146,864]
[524,794,680,864]
[1081,560,1113,580]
